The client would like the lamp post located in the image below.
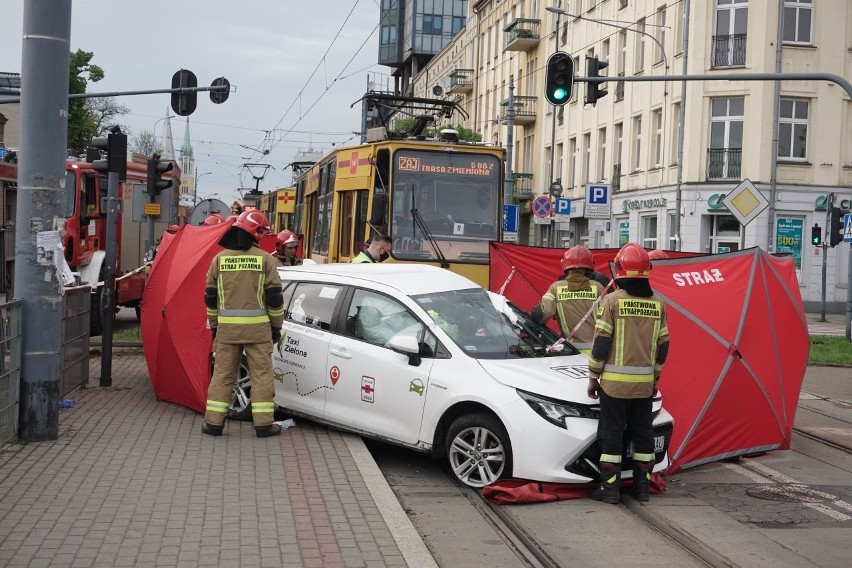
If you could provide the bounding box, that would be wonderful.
[544,6,563,248]
[194,171,212,205]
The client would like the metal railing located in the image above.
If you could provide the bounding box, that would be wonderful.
[612,163,622,191]
[512,172,534,200]
[61,287,90,396]
[707,148,742,180]
[449,68,474,92]
[615,72,625,101]
[0,299,22,445]
[711,34,747,68]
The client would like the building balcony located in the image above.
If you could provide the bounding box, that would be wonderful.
[448,68,474,94]
[500,95,537,125]
[707,148,742,180]
[614,72,625,102]
[612,163,622,191]
[711,34,747,68]
[504,18,541,52]
[512,172,534,201]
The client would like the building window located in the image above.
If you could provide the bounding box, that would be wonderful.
[452,16,466,35]
[557,143,564,182]
[423,15,443,35]
[778,98,808,160]
[674,1,685,55]
[670,102,681,165]
[613,122,623,190]
[708,97,744,179]
[668,213,677,249]
[618,30,627,75]
[380,25,397,45]
[652,109,663,168]
[582,133,591,185]
[632,116,642,172]
[568,137,577,187]
[709,214,742,253]
[655,7,667,64]
[571,56,581,103]
[713,0,748,67]
[598,127,607,182]
[641,215,658,249]
[635,18,646,73]
[783,0,812,44]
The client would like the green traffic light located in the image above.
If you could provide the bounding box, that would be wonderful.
[553,88,567,100]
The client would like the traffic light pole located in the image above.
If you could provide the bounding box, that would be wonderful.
[100,170,120,387]
[503,76,515,243]
[820,197,832,322]
[15,0,72,442]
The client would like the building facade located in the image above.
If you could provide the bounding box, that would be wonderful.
[412,0,851,311]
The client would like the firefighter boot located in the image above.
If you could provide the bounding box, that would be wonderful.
[632,460,654,502]
[590,462,621,504]
[255,424,282,438]
[201,422,224,436]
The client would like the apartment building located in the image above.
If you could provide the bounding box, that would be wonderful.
[413,0,851,311]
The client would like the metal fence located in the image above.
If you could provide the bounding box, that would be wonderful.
[61,287,90,396]
[0,299,22,445]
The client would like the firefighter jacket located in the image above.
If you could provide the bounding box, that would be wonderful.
[539,270,603,351]
[279,255,303,267]
[587,288,668,399]
[205,245,285,345]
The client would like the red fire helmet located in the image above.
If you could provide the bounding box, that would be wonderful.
[233,210,271,241]
[614,242,651,279]
[275,230,299,254]
[560,246,594,271]
[203,214,225,226]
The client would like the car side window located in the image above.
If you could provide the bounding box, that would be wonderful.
[345,289,423,348]
[286,282,343,330]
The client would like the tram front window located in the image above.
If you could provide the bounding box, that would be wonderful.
[391,150,501,264]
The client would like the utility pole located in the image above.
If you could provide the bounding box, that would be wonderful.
[820,194,832,322]
[15,0,72,442]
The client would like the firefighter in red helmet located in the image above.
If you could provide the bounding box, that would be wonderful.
[587,242,669,504]
[203,214,225,226]
[275,230,302,267]
[202,210,285,438]
[531,246,605,355]
[648,249,669,260]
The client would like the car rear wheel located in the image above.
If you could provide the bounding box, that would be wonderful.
[446,413,512,488]
[227,356,253,421]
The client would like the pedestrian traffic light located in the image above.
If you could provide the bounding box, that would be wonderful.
[544,51,574,106]
[90,126,127,180]
[811,224,822,246]
[585,56,609,106]
[829,207,849,247]
[147,153,173,195]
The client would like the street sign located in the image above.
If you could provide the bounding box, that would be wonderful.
[555,198,571,215]
[144,203,161,216]
[585,184,611,218]
[843,213,852,243]
[532,196,552,219]
[503,204,519,233]
[721,178,769,226]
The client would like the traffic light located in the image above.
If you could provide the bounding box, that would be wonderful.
[90,126,127,180]
[829,207,849,247]
[585,56,609,106]
[544,51,574,106]
[811,224,822,246]
[147,153,173,195]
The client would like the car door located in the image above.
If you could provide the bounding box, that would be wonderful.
[273,280,344,419]
[324,288,435,445]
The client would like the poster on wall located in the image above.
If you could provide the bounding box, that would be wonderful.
[775,217,803,281]
[618,221,630,246]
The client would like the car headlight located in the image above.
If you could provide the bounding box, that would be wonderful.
[517,389,599,429]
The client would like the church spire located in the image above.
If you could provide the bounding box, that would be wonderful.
[180,117,193,159]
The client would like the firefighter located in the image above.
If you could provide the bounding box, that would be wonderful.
[203,214,225,226]
[530,246,604,355]
[351,233,392,263]
[587,242,669,503]
[202,210,286,438]
[275,230,302,267]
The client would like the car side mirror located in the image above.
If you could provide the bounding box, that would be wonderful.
[387,334,421,366]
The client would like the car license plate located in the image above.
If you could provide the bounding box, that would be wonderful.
[626,435,666,457]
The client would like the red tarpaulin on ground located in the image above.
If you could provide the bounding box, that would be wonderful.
[482,474,667,504]
[142,221,233,413]
[489,243,809,474]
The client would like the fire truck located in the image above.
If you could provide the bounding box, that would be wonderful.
[0,156,178,335]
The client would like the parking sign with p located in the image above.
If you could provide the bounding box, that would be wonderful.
[586,184,611,219]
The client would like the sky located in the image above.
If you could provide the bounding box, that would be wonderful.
[0,0,384,206]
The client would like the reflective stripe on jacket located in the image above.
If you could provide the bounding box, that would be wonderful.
[539,272,603,349]
[350,251,374,263]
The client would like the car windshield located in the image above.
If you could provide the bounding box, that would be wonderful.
[412,288,577,359]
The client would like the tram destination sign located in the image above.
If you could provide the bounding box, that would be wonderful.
[395,150,499,180]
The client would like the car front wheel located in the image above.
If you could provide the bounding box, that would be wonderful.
[227,356,253,421]
[446,413,512,488]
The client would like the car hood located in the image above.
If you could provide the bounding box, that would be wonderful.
[477,355,592,402]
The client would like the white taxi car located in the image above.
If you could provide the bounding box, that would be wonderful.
[230,263,673,488]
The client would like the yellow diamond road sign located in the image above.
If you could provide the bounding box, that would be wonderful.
[721,178,769,226]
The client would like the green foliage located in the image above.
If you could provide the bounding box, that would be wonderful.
[809,335,852,366]
[67,49,104,155]
[391,117,482,142]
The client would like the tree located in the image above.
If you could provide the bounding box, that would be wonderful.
[390,117,482,143]
[131,129,161,156]
[66,49,129,156]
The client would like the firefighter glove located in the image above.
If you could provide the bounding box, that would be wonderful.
[271,326,281,343]
[211,327,217,339]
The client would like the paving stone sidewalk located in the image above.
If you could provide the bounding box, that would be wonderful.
[0,354,423,568]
